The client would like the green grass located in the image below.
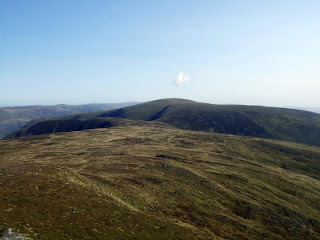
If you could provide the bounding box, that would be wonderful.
[1,124,320,239]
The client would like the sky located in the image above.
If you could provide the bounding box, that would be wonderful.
[1,0,320,107]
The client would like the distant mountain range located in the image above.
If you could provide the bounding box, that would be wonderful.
[299,107,320,114]
[6,98,320,147]
[284,106,320,114]
[0,102,138,139]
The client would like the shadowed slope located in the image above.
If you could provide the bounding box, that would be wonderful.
[0,103,138,139]
[6,118,150,139]
[6,99,320,147]
[150,102,320,146]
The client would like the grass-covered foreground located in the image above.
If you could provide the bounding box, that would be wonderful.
[0,123,319,239]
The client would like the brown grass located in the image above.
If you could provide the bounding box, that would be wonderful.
[0,123,320,239]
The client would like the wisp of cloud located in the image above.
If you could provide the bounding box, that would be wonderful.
[174,72,191,86]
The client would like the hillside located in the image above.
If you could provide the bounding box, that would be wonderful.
[7,98,320,147]
[0,102,138,139]
[0,124,319,239]
[301,107,320,114]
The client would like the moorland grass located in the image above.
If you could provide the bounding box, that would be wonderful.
[0,124,319,239]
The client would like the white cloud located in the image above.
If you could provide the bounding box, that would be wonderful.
[174,72,191,86]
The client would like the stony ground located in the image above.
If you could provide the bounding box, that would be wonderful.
[0,226,31,240]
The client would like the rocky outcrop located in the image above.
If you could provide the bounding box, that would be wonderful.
[0,227,31,240]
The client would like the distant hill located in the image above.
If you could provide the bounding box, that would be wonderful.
[284,106,320,114]
[0,102,138,139]
[301,107,320,114]
[6,98,320,146]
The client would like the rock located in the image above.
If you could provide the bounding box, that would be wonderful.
[0,226,32,240]
[3,228,12,235]
[71,207,78,212]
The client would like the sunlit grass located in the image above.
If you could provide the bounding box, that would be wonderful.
[0,124,319,239]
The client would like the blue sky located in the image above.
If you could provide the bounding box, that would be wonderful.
[1,0,319,107]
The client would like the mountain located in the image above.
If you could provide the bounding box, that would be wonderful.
[6,98,320,147]
[0,102,138,139]
[301,108,320,114]
[0,124,319,239]
[284,107,320,115]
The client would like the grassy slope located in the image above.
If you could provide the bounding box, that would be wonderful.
[0,103,138,139]
[6,99,320,147]
[152,103,320,146]
[97,98,195,120]
[0,124,319,239]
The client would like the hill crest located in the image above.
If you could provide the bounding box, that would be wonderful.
[5,98,320,147]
